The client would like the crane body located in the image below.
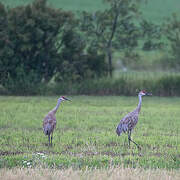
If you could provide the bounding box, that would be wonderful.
[43,96,71,146]
[116,90,152,149]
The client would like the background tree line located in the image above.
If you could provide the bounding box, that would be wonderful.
[0,0,180,95]
[0,0,108,94]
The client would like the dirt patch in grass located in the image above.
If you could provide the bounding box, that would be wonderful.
[0,126,11,130]
[142,133,149,136]
[59,151,139,157]
[105,142,118,147]
[0,151,24,156]
[0,149,177,161]
[45,150,170,158]
[151,152,162,157]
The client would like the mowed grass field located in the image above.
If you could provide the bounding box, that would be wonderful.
[0,95,180,171]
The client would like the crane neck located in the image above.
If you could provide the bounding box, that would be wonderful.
[136,94,142,113]
[52,99,62,114]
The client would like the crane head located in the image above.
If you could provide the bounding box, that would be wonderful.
[60,96,71,101]
[139,90,152,96]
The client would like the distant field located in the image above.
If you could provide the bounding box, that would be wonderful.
[0,96,179,169]
[141,0,180,22]
[1,0,179,23]
[0,0,106,12]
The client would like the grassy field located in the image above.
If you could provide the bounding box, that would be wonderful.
[0,96,180,170]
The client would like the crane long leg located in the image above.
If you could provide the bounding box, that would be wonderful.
[48,134,51,146]
[128,130,141,150]
[51,134,53,146]
[128,130,131,148]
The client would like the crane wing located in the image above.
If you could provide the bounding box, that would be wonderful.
[116,113,138,136]
[43,113,56,135]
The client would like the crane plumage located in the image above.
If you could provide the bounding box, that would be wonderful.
[43,96,71,146]
[116,90,152,149]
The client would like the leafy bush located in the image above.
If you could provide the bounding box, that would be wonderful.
[165,14,180,69]
[55,29,108,82]
[140,19,163,51]
[0,0,109,94]
[0,0,72,93]
[79,0,143,77]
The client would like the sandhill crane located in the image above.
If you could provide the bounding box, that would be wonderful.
[43,96,71,146]
[116,90,152,149]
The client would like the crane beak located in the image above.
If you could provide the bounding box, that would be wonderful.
[64,97,71,101]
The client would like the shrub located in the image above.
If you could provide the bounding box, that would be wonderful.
[55,29,108,82]
[165,14,180,69]
[0,0,73,93]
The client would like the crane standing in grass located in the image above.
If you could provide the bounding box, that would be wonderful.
[116,90,152,149]
[43,96,71,146]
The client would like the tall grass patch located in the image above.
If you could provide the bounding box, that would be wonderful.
[1,71,180,96]
[53,72,180,96]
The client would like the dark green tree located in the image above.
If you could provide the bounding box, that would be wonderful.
[165,14,180,68]
[55,29,108,82]
[0,2,11,85]
[0,0,73,93]
[80,0,143,77]
[140,19,163,51]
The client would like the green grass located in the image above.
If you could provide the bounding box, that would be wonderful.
[0,96,180,169]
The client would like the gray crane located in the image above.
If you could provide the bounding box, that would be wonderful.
[43,96,71,146]
[116,90,152,149]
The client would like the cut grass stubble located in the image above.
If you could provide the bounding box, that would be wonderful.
[0,167,180,180]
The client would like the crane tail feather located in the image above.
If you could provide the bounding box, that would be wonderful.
[116,126,122,136]
[116,123,128,136]
[44,124,52,135]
